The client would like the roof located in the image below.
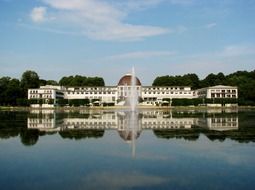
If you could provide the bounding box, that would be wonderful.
[118,74,142,86]
[208,85,238,89]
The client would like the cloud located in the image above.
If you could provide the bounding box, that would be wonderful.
[205,22,217,29]
[30,7,47,23]
[18,23,79,36]
[28,0,169,41]
[220,45,255,57]
[81,171,168,190]
[118,0,164,11]
[107,51,177,60]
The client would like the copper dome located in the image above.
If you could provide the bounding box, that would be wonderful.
[118,130,141,142]
[118,74,142,86]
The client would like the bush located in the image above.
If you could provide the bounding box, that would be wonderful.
[57,99,68,106]
[172,98,201,106]
[68,99,90,107]
[102,102,115,106]
[16,98,29,106]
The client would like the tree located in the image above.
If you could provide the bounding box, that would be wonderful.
[46,80,58,85]
[20,70,40,98]
[152,73,200,88]
[59,75,105,87]
[0,77,22,105]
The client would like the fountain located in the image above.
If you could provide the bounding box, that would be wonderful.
[130,66,138,112]
[129,67,139,157]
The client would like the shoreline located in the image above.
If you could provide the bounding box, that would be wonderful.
[0,105,254,112]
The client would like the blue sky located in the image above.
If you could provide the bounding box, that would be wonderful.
[0,0,254,85]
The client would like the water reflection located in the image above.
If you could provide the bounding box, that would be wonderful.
[1,109,255,147]
[26,109,243,148]
[27,110,239,133]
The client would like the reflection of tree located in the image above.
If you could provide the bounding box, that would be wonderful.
[0,128,20,139]
[204,130,255,143]
[0,111,27,140]
[153,128,199,141]
[153,129,200,141]
[59,130,104,140]
[20,129,39,146]
[154,128,255,143]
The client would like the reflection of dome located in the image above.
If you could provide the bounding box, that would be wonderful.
[118,74,142,86]
[118,130,141,142]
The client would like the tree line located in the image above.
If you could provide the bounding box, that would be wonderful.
[153,70,255,105]
[0,70,105,106]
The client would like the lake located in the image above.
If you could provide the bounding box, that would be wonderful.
[0,108,255,190]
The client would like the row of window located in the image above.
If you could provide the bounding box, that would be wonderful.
[67,91,115,95]
[119,87,140,90]
[144,87,185,90]
[143,121,193,125]
[211,89,236,93]
[29,124,53,128]
[73,87,116,91]
[211,123,237,127]
[29,119,53,122]
[143,91,192,95]
[30,90,52,94]
[211,118,237,122]
[65,122,116,125]
[211,94,236,98]
[30,95,52,98]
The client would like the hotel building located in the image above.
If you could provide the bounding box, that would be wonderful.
[28,73,238,107]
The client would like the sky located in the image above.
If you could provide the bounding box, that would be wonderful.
[0,0,255,85]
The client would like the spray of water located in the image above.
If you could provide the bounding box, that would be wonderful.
[130,67,138,157]
[130,66,138,112]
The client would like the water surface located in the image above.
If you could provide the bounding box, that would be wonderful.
[0,109,255,190]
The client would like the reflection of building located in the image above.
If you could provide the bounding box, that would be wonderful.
[62,112,118,130]
[28,73,238,107]
[141,111,196,129]
[27,110,62,132]
[27,110,239,135]
[197,117,238,131]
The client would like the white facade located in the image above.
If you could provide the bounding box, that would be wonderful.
[28,85,64,104]
[142,86,196,105]
[197,85,238,99]
[65,86,118,104]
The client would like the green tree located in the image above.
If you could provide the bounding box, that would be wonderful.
[59,75,105,87]
[20,70,40,98]
[0,77,22,105]
[46,80,58,85]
